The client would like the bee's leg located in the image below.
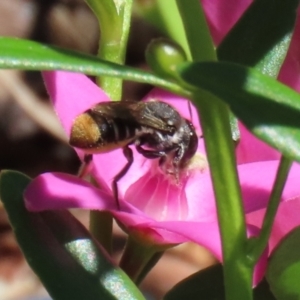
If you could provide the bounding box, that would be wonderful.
[113,146,133,209]
[136,144,165,159]
[170,147,185,183]
[78,154,93,178]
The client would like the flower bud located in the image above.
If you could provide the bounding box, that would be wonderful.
[146,38,187,80]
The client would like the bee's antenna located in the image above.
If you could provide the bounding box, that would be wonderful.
[187,100,193,122]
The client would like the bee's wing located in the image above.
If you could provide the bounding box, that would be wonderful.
[128,102,176,132]
[92,102,136,119]
[92,101,177,132]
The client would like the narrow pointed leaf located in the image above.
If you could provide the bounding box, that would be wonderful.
[0,170,144,300]
[163,264,225,300]
[163,264,275,300]
[0,37,182,94]
[218,0,299,77]
[178,61,300,162]
[267,227,300,299]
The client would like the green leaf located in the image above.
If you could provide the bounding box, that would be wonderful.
[163,264,225,300]
[218,0,299,77]
[178,61,300,162]
[0,37,185,95]
[217,0,299,144]
[266,227,300,299]
[163,264,275,300]
[0,170,144,300]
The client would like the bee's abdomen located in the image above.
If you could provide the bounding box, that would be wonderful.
[70,110,138,153]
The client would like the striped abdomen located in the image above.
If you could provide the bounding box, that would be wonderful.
[70,108,140,153]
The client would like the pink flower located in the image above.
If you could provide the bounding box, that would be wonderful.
[25,71,221,244]
[24,0,300,285]
[24,70,300,285]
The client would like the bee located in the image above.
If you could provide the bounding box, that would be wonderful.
[70,100,198,208]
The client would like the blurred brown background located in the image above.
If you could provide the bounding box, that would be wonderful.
[0,1,215,299]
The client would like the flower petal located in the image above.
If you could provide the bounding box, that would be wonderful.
[247,198,300,254]
[240,161,300,213]
[201,0,252,45]
[91,148,154,197]
[184,169,217,221]
[24,173,221,253]
[42,71,110,136]
[24,172,117,211]
[153,221,267,286]
[236,122,280,164]
[151,220,221,258]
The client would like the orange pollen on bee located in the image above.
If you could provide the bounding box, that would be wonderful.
[69,113,101,150]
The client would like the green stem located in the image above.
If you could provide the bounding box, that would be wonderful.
[177,1,251,298]
[85,0,133,251]
[248,156,293,262]
[194,91,252,300]
[155,0,191,59]
[86,0,133,100]
[176,0,216,61]
[89,211,113,255]
[135,251,164,285]
[119,236,159,283]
